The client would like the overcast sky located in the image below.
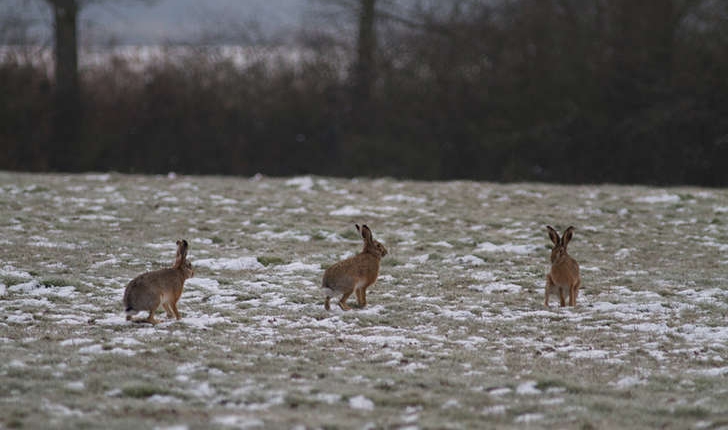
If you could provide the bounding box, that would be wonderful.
[3,0,311,45]
[84,0,308,44]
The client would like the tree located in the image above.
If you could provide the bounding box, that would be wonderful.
[352,0,376,110]
[38,0,156,170]
[45,0,80,170]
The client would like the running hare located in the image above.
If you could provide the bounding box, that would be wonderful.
[322,224,388,311]
[545,226,581,307]
[123,239,194,324]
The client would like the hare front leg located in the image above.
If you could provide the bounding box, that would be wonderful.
[324,296,331,311]
[338,291,353,311]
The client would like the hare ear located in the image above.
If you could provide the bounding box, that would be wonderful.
[546,226,560,246]
[175,240,188,265]
[360,224,373,242]
[562,226,575,247]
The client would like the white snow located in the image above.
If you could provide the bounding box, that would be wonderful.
[78,344,136,356]
[409,254,429,264]
[515,413,544,423]
[488,387,512,396]
[482,405,507,415]
[329,205,363,216]
[84,173,111,181]
[382,194,426,204]
[691,367,728,377]
[470,282,522,294]
[194,257,264,271]
[8,281,76,297]
[213,415,264,428]
[612,376,645,388]
[285,176,315,192]
[276,262,321,273]
[60,338,94,347]
[349,395,375,410]
[475,242,538,254]
[253,230,310,242]
[181,313,229,329]
[516,381,541,395]
[91,258,118,268]
[634,193,681,204]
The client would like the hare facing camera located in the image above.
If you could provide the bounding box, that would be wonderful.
[322,224,388,311]
[545,226,581,307]
[123,240,194,324]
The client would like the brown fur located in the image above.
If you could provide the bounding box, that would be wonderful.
[321,224,388,311]
[123,240,194,324]
[545,226,581,307]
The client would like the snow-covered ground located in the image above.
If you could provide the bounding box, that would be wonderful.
[1,172,727,428]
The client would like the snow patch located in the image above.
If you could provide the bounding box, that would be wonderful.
[409,254,429,264]
[349,395,375,410]
[634,193,680,204]
[470,282,522,294]
[194,257,264,271]
[276,262,321,273]
[515,413,544,423]
[382,194,426,204]
[516,381,541,395]
[612,376,646,388]
[213,415,264,428]
[475,242,538,254]
[329,205,362,216]
[285,176,315,192]
[253,230,310,242]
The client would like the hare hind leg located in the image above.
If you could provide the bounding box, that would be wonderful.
[356,286,368,308]
[558,286,567,307]
[144,309,160,325]
[171,300,181,320]
[338,291,353,311]
[569,279,581,307]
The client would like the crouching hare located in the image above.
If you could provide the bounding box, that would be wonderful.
[123,239,194,324]
[322,224,388,311]
[545,226,581,307]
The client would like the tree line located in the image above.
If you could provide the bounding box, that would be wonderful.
[1,0,727,185]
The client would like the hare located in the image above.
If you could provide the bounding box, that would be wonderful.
[545,225,581,307]
[322,224,388,311]
[123,239,194,324]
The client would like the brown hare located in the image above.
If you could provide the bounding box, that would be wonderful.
[123,239,194,324]
[545,226,581,307]
[322,224,388,311]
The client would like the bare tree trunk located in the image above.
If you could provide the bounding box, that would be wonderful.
[352,0,376,111]
[48,0,81,170]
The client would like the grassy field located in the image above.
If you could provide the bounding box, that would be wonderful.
[1,171,727,429]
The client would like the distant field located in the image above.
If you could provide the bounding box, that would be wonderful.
[1,172,727,429]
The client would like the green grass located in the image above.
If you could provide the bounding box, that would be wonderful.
[256,256,286,267]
